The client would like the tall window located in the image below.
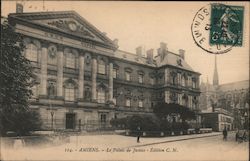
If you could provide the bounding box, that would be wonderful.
[177,73,181,85]
[113,97,117,105]
[113,69,117,78]
[188,76,192,87]
[98,59,106,74]
[65,83,75,101]
[125,72,131,81]
[181,75,185,86]
[47,81,56,97]
[178,94,182,105]
[192,78,196,88]
[138,100,143,107]
[26,43,38,62]
[65,53,76,68]
[138,74,143,83]
[97,88,106,103]
[126,98,131,107]
[150,77,155,85]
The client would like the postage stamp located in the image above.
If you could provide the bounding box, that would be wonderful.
[191,3,244,54]
[210,4,244,46]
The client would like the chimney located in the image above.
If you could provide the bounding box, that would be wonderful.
[113,39,119,46]
[16,3,23,13]
[179,49,185,60]
[157,42,167,61]
[136,46,143,58]
[146,49,154,64]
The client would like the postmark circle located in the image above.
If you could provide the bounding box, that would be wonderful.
[191,3,243,54]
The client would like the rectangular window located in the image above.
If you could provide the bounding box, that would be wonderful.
[138,100,143,107]
[113,97,117,105]
[126,99,131,107]
[177,73,181,85]
[100,114,106,123]
[150,77,155,85]
[97,90,105,103]
[98,64,106,74]
[188,76,192,87]
[113,69,117,78]
[65,88,75,101]
[178,94,182,105]
[125,72,131,81]
[138,74,143,83]
[165,91,170,103]
[66,53,75,68]
[192,80,196,88]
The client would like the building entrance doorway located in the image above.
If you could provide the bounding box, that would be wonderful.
[66,113,75,129]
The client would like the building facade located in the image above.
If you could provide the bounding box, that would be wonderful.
[8,10,200,131]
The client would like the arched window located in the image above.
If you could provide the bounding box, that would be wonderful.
[97,87,106,103]
[98,59,106,74]
[65,52,76,68]
[64,81,76,101]
[26,43,38,62]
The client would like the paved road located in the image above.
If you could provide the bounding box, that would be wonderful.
[1,132,248,161]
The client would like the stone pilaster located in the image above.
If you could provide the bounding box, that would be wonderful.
[78,54,85,100]
[40,42,48,96]
[57,45,63,97]
[91,56,97,101]
[108,62,113,102]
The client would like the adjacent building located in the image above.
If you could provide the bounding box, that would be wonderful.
[8,9,200,131]
[200,56,249,130]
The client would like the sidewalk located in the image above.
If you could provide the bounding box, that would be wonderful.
[66,132,223,149]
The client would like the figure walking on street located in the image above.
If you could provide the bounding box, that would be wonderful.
[223,127,228,141]
[137,126,141,143]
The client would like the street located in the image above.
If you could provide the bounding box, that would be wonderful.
[1,132,248,161]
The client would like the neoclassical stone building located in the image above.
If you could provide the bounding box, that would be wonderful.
[8,10,200,131]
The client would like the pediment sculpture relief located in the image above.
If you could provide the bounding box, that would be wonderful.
[47,19,95,38]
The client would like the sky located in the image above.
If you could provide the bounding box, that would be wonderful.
[2,1,249,85]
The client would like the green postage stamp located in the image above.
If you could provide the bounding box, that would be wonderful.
[210,4,244,46]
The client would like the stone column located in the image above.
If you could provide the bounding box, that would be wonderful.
[108,62,113,102]
[91,56,97,101]
[78,54,85,100]
[57,46,63,97]
[40,42,48,96]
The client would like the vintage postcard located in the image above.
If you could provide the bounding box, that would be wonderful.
[1,1,249,161]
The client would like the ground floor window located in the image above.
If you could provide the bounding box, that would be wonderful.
[138,100,143,107]
[126,98,131,107]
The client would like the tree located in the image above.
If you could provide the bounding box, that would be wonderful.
[0,19,41,136]
[153,103,196,121]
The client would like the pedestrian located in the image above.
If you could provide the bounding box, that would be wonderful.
[137,126,141,143]
[235,130,239,142]
[223,127,227,141]
[242,130,247,142]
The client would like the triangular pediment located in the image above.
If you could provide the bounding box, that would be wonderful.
[9,11,118,50]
